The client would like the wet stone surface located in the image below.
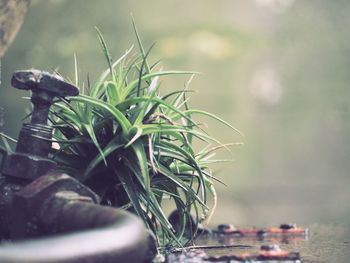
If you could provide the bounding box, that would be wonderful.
[167,224,350,263]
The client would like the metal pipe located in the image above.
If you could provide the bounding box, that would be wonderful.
[0,191,149,263]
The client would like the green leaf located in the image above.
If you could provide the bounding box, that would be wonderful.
[130,140,150,192]
[135,43,156,96]
[95,27,114,81]
[70,95,132,135]
[131,16,151,75]
[82,122,106,164]
[157,163,207,209]
[140,123,221,145]
[124,126,143,148]
[157,141,207,203]
[123,71,199,99]
[83,138,124,179]
[96,45,134,88]
[117,96,199,128]
[113,165,151,229]
[105,81,121,105]
[182,109,243,136]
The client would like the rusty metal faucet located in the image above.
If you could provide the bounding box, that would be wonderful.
[0,70,153,263]
[1,70,79,180]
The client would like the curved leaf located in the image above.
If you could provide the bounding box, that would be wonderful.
[70,95,132,135]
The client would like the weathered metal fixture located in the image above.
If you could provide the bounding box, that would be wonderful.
[2,70,79,180]
[0,70,154,263]
[0,173,150,263]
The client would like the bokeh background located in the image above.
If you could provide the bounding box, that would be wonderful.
[1,0,349,227]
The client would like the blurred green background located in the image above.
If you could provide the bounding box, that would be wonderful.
[1,0,350,227]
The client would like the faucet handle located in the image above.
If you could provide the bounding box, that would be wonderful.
[11,70,79,125]
[11,70,79,97]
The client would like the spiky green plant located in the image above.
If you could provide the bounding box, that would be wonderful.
[48,27,239,247]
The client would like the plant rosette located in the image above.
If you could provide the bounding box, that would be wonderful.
[46,26,241,247]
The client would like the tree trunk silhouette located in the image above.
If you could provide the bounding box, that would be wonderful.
[0,0,30,57]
